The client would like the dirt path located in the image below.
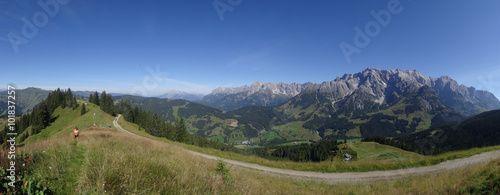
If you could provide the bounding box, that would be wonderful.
[113,115,500,183]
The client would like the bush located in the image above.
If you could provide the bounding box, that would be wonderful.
[215,159,231,181]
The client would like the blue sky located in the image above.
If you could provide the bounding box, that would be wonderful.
[1,0,500,98]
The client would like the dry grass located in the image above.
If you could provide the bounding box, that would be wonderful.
[14,127,500,194]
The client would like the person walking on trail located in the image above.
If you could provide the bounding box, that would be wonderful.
[74,127,80,142]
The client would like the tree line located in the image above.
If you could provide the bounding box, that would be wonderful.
[89,91,115,116]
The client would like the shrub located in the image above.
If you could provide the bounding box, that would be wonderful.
[215,159,231,181]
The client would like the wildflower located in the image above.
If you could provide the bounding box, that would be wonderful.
[49,167,52,169]
[23,181,28,189]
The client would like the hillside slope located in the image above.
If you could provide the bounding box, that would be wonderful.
[0,87,50,116]
[5,104,500,194]
[398,109,500,155]
[19,101,116,145]
[113,95,266,144]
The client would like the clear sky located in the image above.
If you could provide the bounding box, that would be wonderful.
[1,0,499,98]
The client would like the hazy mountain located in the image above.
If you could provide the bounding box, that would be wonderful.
[72,90,134,98]
[157,90,204,101]
[200,81,315,111]
[0,87,50,115]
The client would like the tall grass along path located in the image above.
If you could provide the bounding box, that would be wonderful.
[113,115,500,183]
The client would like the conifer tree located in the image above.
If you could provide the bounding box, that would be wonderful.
[175,117,187,142]
[73,96,78,110]
[91,91,100,105]
[81,103,86,115]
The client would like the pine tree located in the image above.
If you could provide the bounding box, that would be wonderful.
[73,96,78,110]
[175,117,187,142]
[91,91,100,105]
[100,91,107,109]
[81,103,86,115]
[66,88,73,108]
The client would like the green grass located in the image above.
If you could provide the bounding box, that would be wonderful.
[234,145,261,150]
[272,121,321,142]
[226,130,246,144]
[15,128,500,194]
[347,142,423,161]
[261,131,283,141]
[21,101,116,145]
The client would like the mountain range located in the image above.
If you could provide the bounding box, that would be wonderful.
[4,69,500,145]
[115,69,500,145]
[199,82,315,111]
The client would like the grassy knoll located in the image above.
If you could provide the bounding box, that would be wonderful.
[21,101,116,145]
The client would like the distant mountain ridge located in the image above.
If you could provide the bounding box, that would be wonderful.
[0,87,50,115]
[157,90,204,101]
[200,81,315,111]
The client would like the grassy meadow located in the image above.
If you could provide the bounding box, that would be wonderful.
[6,126,499,194]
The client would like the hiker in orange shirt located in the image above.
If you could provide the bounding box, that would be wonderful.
[74,127,80,142]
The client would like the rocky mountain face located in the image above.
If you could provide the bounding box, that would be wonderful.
[274,68,500,139]
[200,81,315,111]
[157,90,204,101]
[287,68,499,117]
[190,68,500,143]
